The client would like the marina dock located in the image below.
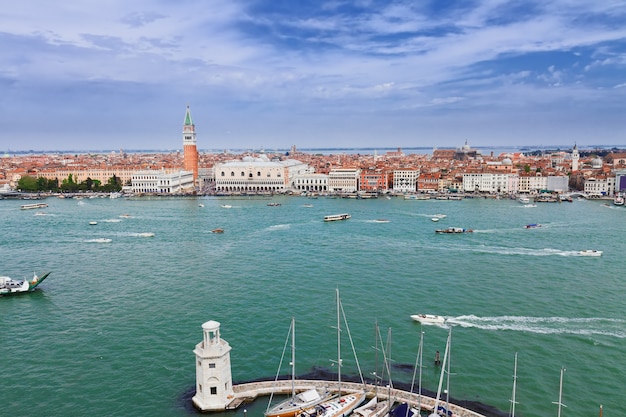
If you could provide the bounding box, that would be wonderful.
[226,379,486,417]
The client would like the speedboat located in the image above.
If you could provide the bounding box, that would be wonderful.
[221,205,232,209]
[411,314,446,325]
[435,227,472,234]
[578,250,602,257]
[525,223,541,229]
[211,228,224,234]
[0,272,51,296]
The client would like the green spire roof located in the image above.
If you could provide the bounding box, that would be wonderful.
[184,105,194,126]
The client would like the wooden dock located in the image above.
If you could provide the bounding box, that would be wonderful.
[224,379,487,417]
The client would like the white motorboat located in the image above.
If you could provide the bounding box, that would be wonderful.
[221,204,233,209]
[410,314,446,325]
[323,213,351,222]
[578,250,602,257]
[0,272,51,296]
[518,197,530,204]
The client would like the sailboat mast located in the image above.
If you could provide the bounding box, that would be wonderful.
[445,327,452,413]
[552,367,567,417]
[291,317,296,399]
[336,288,342,394]
[430,329,451,417]
[509,352,518,417]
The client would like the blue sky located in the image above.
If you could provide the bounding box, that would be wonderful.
[1,0,625,152]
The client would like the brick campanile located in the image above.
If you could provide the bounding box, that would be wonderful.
[183,105,199,181]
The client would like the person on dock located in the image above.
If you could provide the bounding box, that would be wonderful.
[434,350,441,366]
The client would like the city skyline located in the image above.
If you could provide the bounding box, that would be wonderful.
[1,1,625,151]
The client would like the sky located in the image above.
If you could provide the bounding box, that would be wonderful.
[1,0,626,152]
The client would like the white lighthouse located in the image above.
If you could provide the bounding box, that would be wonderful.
[192,320,235,411]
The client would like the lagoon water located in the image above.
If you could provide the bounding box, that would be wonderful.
[1,195,624,417]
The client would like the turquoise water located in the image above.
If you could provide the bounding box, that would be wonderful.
[1,196,623,417]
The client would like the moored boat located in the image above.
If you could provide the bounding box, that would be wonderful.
[323,214,351,222]
[265,318,332,417]
[295,289,366,417]
[0,272,51,296]
[411,314,446,326]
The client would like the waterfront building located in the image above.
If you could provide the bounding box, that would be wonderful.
[130,169,194,194]
[192,320,234,412]
[615,169,626,192]
[292,173,329,192]
[583,174,615,196]
[183,105,199,183]
[393,169,418,193]
[462,171,519,194]
[214,154,309,193]
[359,168,388,192]
[418,172,440,193]
[328,168,360,193]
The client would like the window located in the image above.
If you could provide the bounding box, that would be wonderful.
[209,363,216,368]
[221,172,225,177]
[241,172,245,177]
[210,387,217,395]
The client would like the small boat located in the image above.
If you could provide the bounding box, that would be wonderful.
[0,272,51,296]
[303,204,314,208]
[221,205,232,209]
[136,232,155,237]
[21,202,48,210]
[518,197,530,204]
[614,195,624,206]
[411,314,446,325]
[89,221,98,225]
[198,204,204,207]
[435,227,472,234]
[431,217,440,222]
[323,213,351,222]
[578,250,602,257]
[211,228,224,234]
[267,202,282,206]
[119,214,132,218]
[525,223,541,229]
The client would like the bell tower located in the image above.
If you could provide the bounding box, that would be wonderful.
[183,105,199,181]
[192,320,235,411]
[572,143,579,172]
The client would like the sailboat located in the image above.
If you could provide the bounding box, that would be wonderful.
[508,353,518,417]
[429,327,452,417]
[353,325,394,417]
[265,317,331,417]
[296,289,367,417]
[552,367,567,417]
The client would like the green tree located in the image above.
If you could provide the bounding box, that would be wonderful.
[17,175,38,191]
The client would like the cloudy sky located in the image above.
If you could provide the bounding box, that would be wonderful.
[1,0,625,152]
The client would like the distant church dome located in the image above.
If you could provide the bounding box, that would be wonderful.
[591,157,603,169]
[502,158,512,165]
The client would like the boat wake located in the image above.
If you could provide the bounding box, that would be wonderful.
[85,238,112,243]
[103,218,122,223]
[267,224,290,231]
[446,315,626,338]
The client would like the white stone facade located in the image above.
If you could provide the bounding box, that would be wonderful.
[393,169,418,192]
[328,168,360,192]
[130,170,194,194]
[293,173,329,192]
[214,155,309,193]
[462,172,518,193]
